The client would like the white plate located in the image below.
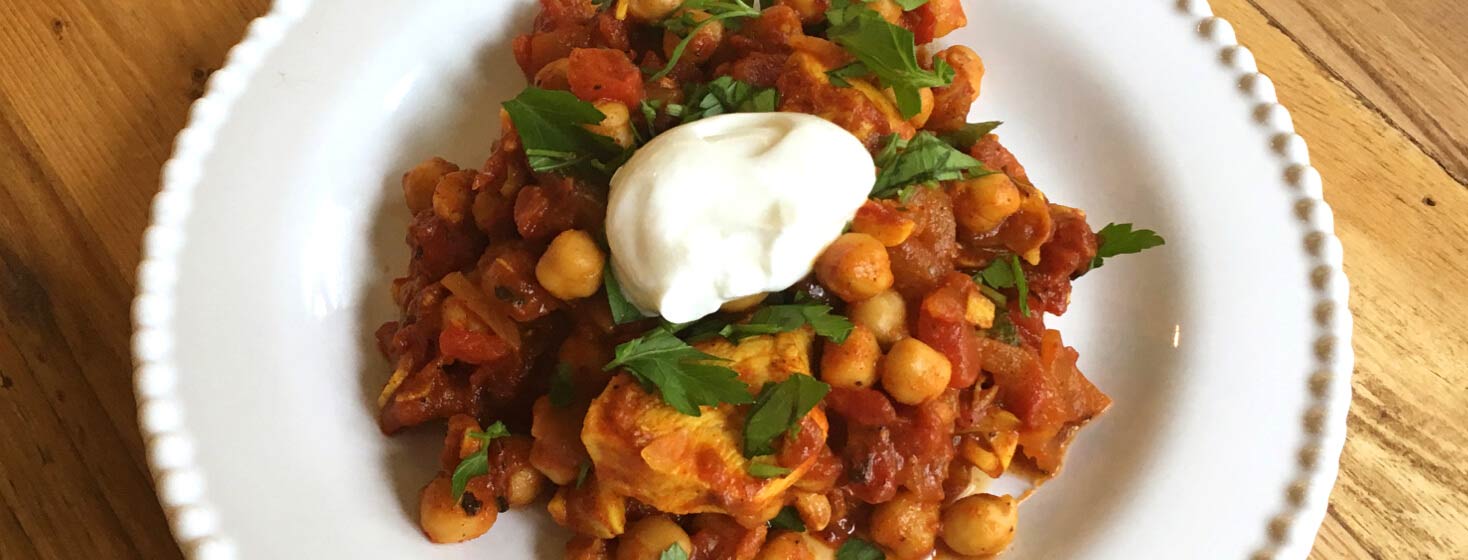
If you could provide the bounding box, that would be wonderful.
[133,0,1353,558]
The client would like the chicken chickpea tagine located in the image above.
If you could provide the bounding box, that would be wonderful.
[372,0,1165,557]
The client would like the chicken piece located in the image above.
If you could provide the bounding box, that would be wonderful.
[692,326,814,389]
[581,330,826,527]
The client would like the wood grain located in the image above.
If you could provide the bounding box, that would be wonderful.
[0,1,1464,559]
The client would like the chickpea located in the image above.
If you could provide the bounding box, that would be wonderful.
[615,516,692,560]
[815,233,894,303]
[498,436,549,507]
[756,531,815,560]
[940,494,1017,557]
[585,101,635,149]
[536,230,606,300]
[870,492,940,559]
[548,477,626,539]
[472,187,513,237]
[848,290,908,348]
[820,326,881,389]
[662,10,724,65]
[779,0,827,24]
[418,474,497,543]
[720,293,768,313]
[628,0,682,22]
[952,173,1022,233]
[882,86,935,128]
[794,491,832,532]
[403,156,458,213]
[868,0,904,24]
[881,338,952,405]
[534,57,571,91]
[433,170,476,225]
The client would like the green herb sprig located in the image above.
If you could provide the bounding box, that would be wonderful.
[603,263,645,325]
[650,0,760,81]
[871,132,992,200]
[742,374,830,457]
[1092,223,1166,269]
[768,506,807,532]
[604,325,754,416]
[502,88,627,179]
[449,422,512,502]
[835,537,886,560]
[825,1,954,118]
[976,255,1031,317]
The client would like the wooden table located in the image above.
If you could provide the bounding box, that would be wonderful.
[1,1,1463,558]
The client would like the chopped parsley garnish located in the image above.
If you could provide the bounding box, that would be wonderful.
[575,461,592,488]
[449,421,512,501]
[768,506,807,532]
[871,132,992,200]
[988,312,1021,346]
[938,121,1003,151]
[1092,223,1166,269]
[680,76,780,123]
[825,61,869,88]
[825,1,954,118]
[743,374,830,457]
[976,256,1031,316]
[893,0,930,8]
[748,461,793,478]
[835,537,886,560]
[694,303,855,344]
[549,363,576,407]
[659,543,690,560]
[502,87,627,179]
[603,262,645,325]
[604,325,754,416]
[651,0,760,81]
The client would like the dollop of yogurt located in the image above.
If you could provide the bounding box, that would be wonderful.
[606,112,874,323]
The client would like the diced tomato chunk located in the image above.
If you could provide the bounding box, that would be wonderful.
[912,0,966,44]
[825,388,898,426]
[916,273,983,389]
[568,48,644,107]
[438,326,512,364]
[986,330,1110,472]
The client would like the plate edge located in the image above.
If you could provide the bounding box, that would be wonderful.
[131,1,311,559]
[1177,1,1356,558]
[128,1,1358,559]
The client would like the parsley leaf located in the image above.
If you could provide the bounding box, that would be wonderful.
[502,88,626,179]
[835,538,886,560]
[825,3,954,118]
[651,0,760,81]
[988,312,1021,346]
[825,61,869,88]
[604,262,645,325]
[722,303,855,344]
[938,121,1003,151]
[1012,255,1031,317]
[680,76,780,123]
[871,133,992,199]
[1092,223,1166,269]
[975,256,1031,316]
[977,258,1016,289]
[743,374,830,457]
[450,422,512,502]
[893,0,930,8]
[659,544,690,560]
[748,461,793,478]
[768,506,807,532]
[575,461,591,488]
[605,325,754,416]
[549,363,576,407]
